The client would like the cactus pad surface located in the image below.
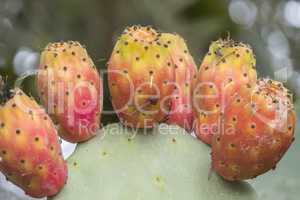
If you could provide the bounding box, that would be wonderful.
[52,123,256,200]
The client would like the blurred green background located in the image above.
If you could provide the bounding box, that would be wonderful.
[0,0,299,199]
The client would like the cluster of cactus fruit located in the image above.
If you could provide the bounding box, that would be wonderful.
[0,25,296,198]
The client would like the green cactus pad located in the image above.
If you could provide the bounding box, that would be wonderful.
[51,123,256,200]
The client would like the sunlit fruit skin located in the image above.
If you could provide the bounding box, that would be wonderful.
[0,89,67,198]
[37,41,102,143]
[108,26,197,130]
[159,33,197,132]
[193,39,257,145]
[211,79,296,181]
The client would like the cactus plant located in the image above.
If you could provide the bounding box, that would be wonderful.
[51,123,256,200]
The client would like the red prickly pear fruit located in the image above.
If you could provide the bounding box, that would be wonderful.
[108,25,197,131]
[108,26,174,128]
[193,39,257,145]
[211,78,296,181]
[37,41,103,143]
[0,86,67,198]
[159,33,197,132]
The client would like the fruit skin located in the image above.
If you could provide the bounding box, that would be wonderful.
[0,89,67,198]
[193,39,257,145]
[108,26,174,129]
[51,123,256,200]
[108,26,197,130]
[37,41,103,143]
[159,33,197,132]
[211,78,296,181]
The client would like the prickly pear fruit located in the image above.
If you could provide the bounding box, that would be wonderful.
[37,41,103,143]
[211,78,296,181]
[0,86,67,198]
[51,123,257,200]
[193,39,257,145]
[108,26,174,128]
[108,26,197,130]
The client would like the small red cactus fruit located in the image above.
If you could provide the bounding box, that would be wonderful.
[193,39,257,145]
[108,26,197,130]
[0,86,67,198]
[37,41,102,143]
[211,78,296,181]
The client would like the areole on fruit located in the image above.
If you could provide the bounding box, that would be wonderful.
[125,25,158,42]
